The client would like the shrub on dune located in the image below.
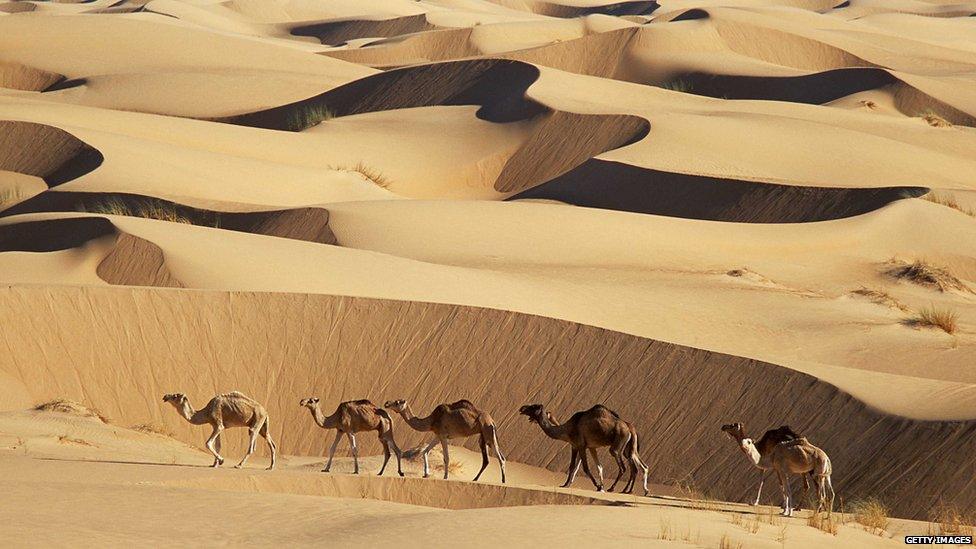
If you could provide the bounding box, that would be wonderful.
[886,259,971,293]
[286,103,335,131]
[850,497,890,536]
[905,306,959,334]
[34,398,109,423]
[922,192,975,217]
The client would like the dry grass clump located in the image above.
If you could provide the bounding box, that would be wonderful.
[86,197,192,224]
[34,398,109,423]
[672,477,720,511]
[57,434,94,447]
[718,533,743,549]
[130,423,175,438]
[402,445,462,475]
[886,259,971,293]
[0,187,24,211]
[729,512,762,534]
[929,503,976,535]
[922,192,975,217]
[850,287,910,312]
[905,306,959,334]
[658,79,693,93]
[286,102,335,132]
[850,497,889,536]
[807,512,839,535]
[858,100,878,110]
[919,110,952,128]
[331,162,392,189]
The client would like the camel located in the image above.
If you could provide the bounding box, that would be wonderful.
[519,404,648,495]
[719,423,802,506]
[721,422,834,516]
[299,398,404,476]
[162,391,277,470]
[383,399,505,483]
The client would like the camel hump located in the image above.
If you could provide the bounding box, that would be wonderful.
[591,404,620,418]
[350,399,374,406]
[449,399,475,409]
[776,425,801,439]
[778,436,809,447]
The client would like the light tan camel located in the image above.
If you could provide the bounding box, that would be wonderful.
[383,399,506,483]
[722,422,834,516]
[300,398,404,476]
[720,423,803,506]
[519,404,648,495]
[162,391,276,470]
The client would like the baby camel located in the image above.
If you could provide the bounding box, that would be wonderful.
[519,404,648,495]
[722,422,834,516]
[383,399,505,483]
[300,398,403,476]
[162,391,277,469]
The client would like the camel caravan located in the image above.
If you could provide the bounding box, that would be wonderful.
[161,391,835,516]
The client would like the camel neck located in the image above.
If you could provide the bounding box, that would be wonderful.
[737,437,763,467]
[400,404,434,432]
[311,405,338,429]
[181,400,208,425]
[537,413,569,442]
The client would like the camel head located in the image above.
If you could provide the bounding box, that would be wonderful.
[383,399,407,412]
[519,404,545,423]
[162,393,187,407]
[299,397,320,409]
[721,422,745,440]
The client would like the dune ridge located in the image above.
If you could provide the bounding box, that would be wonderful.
[511,159,928,222]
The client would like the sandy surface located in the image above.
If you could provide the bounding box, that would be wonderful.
[1,0,974,545]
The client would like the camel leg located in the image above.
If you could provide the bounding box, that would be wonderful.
[382,429,404,477]
[205,425,224,467]
[323,430,342,473]
[260,420,276,470]
[777,469,793,517]
[580,449,603,492]
[825,476,835,515]
[473,435,489,482]
[235,427,259,469]
[587,448,605,492]
[440,438,451,480]
[754,470,767,506]
[635,454,650,496]
[562,448,581,488]
[378,439,391,476]
[214,433,223,466]
[490,426,506,484]
[420,439,439,478]
[348,433,359,475]
[608,451,626,493]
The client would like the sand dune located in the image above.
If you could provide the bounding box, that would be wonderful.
[2,0,976,543]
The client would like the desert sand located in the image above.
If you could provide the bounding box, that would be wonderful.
[1,0,974,546]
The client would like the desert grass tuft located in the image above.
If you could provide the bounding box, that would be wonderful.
[672,477,720,511]
[928,503,975,536]
[922,192,975,217]
[0,187,24,211]
[57,434,94,447]
[718,533,743,549]
[130,423,175,438]
[850,497,889,536]
[807,512,839,535]
[905,306,958,334]
[331,162,392,189]
[286,102,335,131]
[35,398,110,423]
[658,79,693,93]
[886,259,971,293]
[850,287,910,312]
[919,110,952,128]
[403,445,462,475]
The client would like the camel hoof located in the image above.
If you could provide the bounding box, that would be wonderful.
[321,469,330,473]
[423,474,430,479]
[398,472,404,477]
[234,464,243,469]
